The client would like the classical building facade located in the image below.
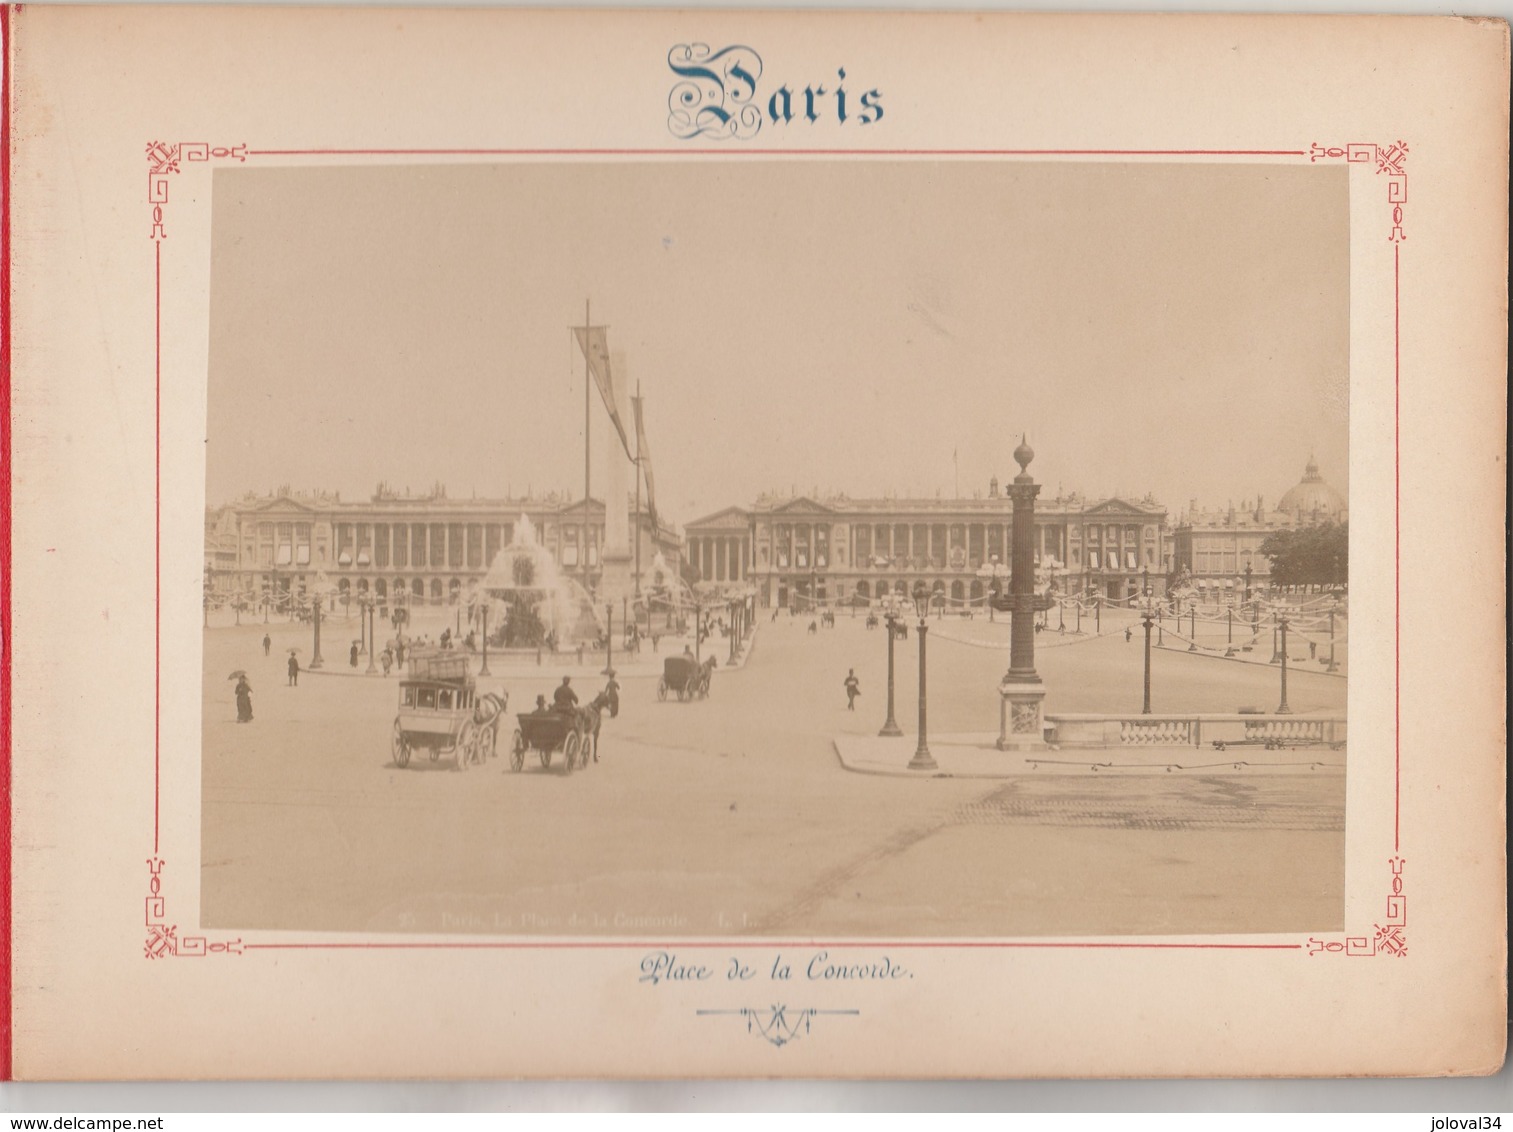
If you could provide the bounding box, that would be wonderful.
[207,483,683,614]
[685,481,1169,609]
[1169,457,1348,595]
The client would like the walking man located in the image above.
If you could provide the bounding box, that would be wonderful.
[287,653,299,687]
[844,668,860,710]
[262,633,271,657]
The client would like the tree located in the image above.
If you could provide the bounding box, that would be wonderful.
[1259,523,1348,590]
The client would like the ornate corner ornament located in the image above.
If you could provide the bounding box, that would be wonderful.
[145,858,244,959]
[1308,858,1406,957]
[1309,140,1408,241]
[146,140,248,240]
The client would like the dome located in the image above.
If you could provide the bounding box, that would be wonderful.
[1278,456,1346,521]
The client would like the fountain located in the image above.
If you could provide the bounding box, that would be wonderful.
[481,515,603,648]
[643,550,695,631]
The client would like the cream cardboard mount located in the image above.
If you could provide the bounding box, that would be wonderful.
[2,6,1507,1080]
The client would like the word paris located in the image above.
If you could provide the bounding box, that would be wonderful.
[667,43,883,141]
[639,950,912,984]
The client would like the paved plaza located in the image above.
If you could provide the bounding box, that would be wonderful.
[201,606,1346,938]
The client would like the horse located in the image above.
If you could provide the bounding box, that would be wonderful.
[471,690,510,759]
[574,690,611,763]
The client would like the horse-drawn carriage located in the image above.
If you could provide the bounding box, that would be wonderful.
[658,654,715,701]
[390,652,507,771]
[510,692,609,774]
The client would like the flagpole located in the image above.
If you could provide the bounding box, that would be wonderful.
[584,298,591,599]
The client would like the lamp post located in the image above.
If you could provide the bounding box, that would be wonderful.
[977,556,1008,623]
[310,593,325,669]
[1277,613,1293,713]
[362,595,378,675]
[603,603,614,675]
[479,599,491,677]
[1188,600,1198,651]
[1139,584,1158,715]
[879,605,903,737]
[1326,595,1340,673]
[908,582,935,771]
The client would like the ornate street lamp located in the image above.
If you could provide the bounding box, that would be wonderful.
[308,570,333,669]
[878,596,903,738]
[603,602,615,676]
[478,590,492,678]
[977,555,1009,623]
[908,581,935,771]
[1138,582,1159,714]
[354,592,379,675]
[1326,594,1341,673]
[1277,612,1293,714]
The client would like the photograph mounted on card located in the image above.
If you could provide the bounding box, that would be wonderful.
[3,7,1505,1080]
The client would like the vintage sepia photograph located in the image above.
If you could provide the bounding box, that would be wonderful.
[199,159,1350,939]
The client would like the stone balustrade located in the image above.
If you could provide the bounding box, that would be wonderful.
[1044,712,1346,750]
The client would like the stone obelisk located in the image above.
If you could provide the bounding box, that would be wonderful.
[597,350,636,608]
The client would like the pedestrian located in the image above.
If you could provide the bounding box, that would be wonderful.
[651,633,660,653]
[235,676,253,723]
[844,669,860,710]
[350,642,359,667]
[287,654,299,687]
[381,647,393,676]
[1125,626,1133,643]
[396,640,406,667]
[262,633,271,657]
[604,669,620,718]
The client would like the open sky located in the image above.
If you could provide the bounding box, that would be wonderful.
[206,159,1349,522]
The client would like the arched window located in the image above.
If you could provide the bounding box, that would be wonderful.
[430,578,443,603]
[856,581,871,599]
[412,578,425,599]
[375,579,387,601]
[449,578,462,603]
[970,580,984,600]
[950,580,964,601]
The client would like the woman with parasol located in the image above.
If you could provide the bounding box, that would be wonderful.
[229,671,253,722]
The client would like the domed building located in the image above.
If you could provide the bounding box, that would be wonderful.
[1168,456,1347,595]
[1278,456,1347,526]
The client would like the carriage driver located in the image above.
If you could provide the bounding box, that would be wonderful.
[553,675,579,713]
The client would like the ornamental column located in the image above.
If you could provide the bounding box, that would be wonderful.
[998,437,1050,751]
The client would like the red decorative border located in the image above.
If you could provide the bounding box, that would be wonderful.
[3,2,15,1081]
[1309,140,1409,241]
[146,140,247,242]
[144,858,242,959]
[1308,858,1407,958]
[148,143,1404,959]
